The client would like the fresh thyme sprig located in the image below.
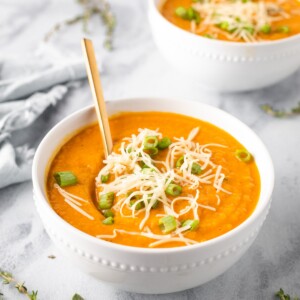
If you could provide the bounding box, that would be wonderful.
[44,0,116,50]
[261,103,300,118]
[0,270,38,300]
[276,288,299,300]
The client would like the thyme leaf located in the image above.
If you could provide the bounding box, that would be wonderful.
[15,282,28,294]
[72,293,85,300]
[44,0,116,50]
[276,288,299,300]
[0,270,38,299]
[261,103,300,118]
[29,291,39,300]
[0,271,13,284]
[48,255,56,259]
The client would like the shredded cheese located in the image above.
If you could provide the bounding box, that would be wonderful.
[95,127,231,246]
[96,226,197,247]
[191,0,292,42]
[54,184,94,220]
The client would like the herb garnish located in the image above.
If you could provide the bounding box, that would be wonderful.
[261,103,300,118]
[0,270,38,300]
[276,288,299,300]
[44,0,116,50]
[72,293,85,300]
[48,255,56,259]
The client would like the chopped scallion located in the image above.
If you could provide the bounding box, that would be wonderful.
[159,215,177,234]
[139,161,148,169]
[143,136,158,150]
[54,171,77,187]
[243,26,254,34]
[191,163,202,175]
[260,24,271,34]
[165,183,182,196]
[203,33,215,39]
[235,149,252,162]
[102,209,114,218]
[147,147,158,156]
[175,6,200,23]
[277,26,290,33]
[150,199,159,209]
[98,192,114,209]
[130,200,145,210]
[102,216,114,225]
[157,137,172,149]
[101,174,110,183]
[175,6,187,18]
[182,219,199,231]
[219,21,229,30]
[176,156,184,168]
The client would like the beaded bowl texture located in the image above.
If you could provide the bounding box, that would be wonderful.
[148,0,300,92]
[32,98,274,293]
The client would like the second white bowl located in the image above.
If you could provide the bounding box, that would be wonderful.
[148,0,300,92]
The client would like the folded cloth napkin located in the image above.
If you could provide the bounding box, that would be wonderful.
[0,44,88,189]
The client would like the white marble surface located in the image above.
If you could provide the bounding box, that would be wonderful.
[1,0,300,299]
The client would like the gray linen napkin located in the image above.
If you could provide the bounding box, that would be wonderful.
[0,45,88,189]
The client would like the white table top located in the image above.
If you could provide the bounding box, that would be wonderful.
[1,0,300,299]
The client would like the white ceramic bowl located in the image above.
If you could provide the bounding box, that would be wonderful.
[148,0,300,92]
[32,98,274,294]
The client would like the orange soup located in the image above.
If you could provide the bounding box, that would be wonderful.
[161,0,300,42]
[47,112,260,248]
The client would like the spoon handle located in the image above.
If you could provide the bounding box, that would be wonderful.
[81,38,113,158]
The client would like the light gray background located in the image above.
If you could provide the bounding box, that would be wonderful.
[0,0,299,299]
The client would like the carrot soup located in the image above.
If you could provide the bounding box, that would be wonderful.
[161,0,300,42]
[47,112,260,248]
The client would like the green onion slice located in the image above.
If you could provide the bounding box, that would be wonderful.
[159,215,177,234]
[102,216,114,225]
[102,209,114,218]
[175,6,187,18]
[203,34,215,39]
[277,26,290,33]
[101,174,110,183]
[139,161,148,169]
[176,156,185,168]
[150,199,159,209]
[175,6,200,23]
[157,137,172,149]
[146,147,158,156]
[219,21,229,30]
[54,171,77,187]
[98,192,115,209]
[186,7,200,23]
[191,163,202,175]
[165,183,182,196]
[235,149,252,162]
[243,26,254,34]
[182,219,199,231]
[130,200,145,210]
[260,24,271,34]
[143,136,158,150]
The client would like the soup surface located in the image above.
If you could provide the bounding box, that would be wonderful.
[47,112,260,248]
[161,0,300,42]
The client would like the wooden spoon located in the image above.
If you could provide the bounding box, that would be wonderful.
[81,38,113,158]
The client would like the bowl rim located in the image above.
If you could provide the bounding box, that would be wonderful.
[149,0,300,48]
[32,97,275,254]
